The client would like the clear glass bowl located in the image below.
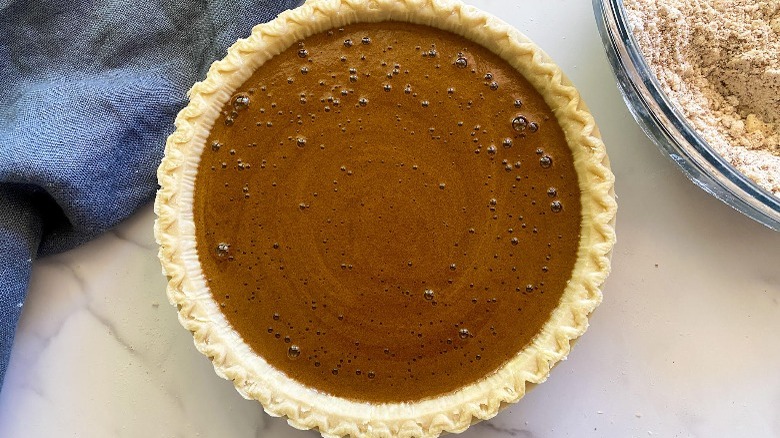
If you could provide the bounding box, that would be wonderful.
[593,0,780,231]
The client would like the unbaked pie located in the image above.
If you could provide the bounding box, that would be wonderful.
[155,1,616,436]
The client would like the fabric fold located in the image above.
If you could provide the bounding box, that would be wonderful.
[0,186,42,386]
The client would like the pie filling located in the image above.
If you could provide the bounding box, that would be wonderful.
[194,22,582,403]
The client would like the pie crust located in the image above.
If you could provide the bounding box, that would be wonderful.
[154,0,617,436]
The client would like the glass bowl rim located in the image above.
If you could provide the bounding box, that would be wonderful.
[593,0,780,231]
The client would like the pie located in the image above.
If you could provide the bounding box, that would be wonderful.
[155,0,617,436]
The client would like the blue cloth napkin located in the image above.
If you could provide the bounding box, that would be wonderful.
[0,0,303,391]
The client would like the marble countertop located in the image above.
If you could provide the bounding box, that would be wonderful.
[2,1,779,437]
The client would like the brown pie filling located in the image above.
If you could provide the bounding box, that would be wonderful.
[194,22,582,403]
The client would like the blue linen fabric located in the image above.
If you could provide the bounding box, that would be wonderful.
[0,0,303,391]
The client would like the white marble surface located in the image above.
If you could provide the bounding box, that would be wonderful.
[2,1,780,437]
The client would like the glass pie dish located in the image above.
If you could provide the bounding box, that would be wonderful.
[593,0,780,231]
